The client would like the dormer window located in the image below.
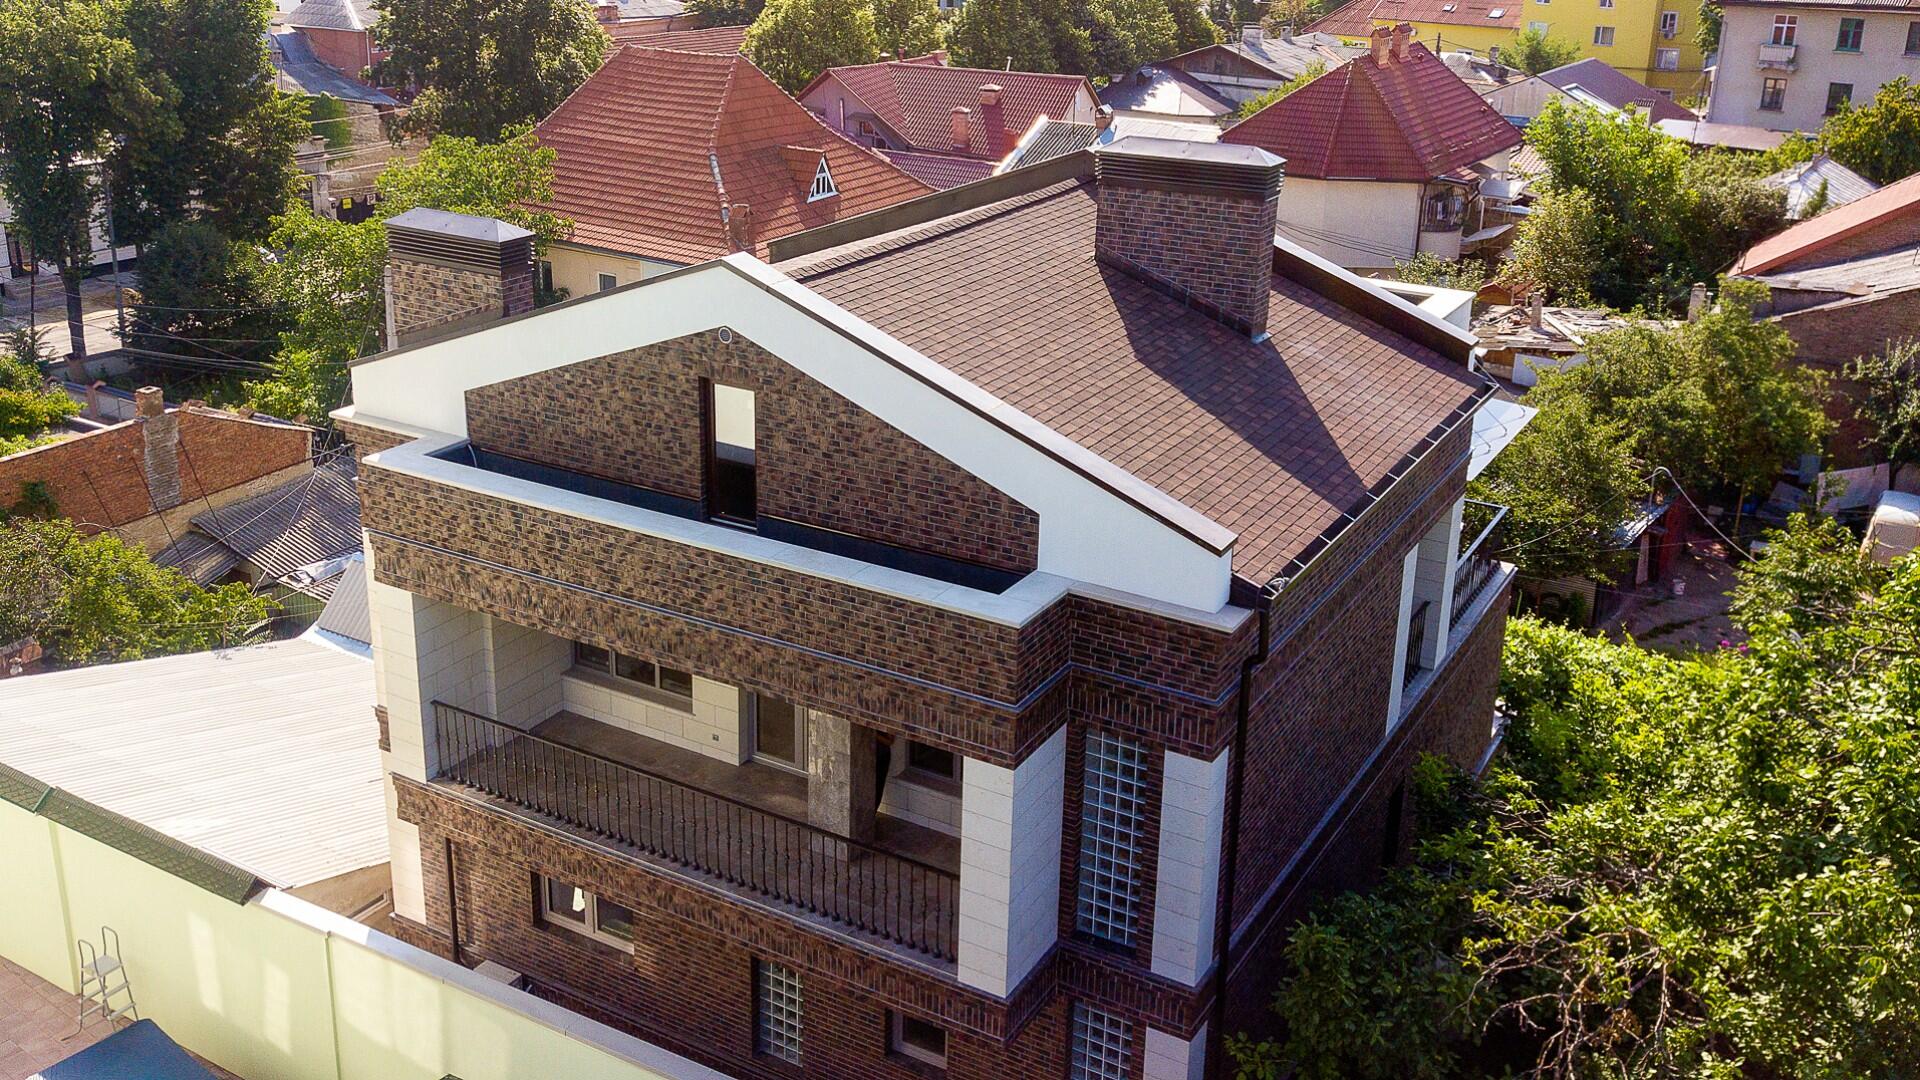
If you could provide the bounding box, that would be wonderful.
[808,158,838,202]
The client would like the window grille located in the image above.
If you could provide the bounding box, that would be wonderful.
[1075,730,1149,946]
[1069,1003,1134,1080]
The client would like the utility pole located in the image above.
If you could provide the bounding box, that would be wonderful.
[100,148,125,344]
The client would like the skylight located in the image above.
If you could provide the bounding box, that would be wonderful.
[1487,7,1505,16]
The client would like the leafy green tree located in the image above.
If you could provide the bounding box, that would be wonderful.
[375,0,609,140]
[1167,0,1220,51]
[947,0,1089,73]
[1085,0,1179,74]
[109,0,306,244]
[0,518,269,665]
[1695,0,1720,52]
[1508,26,1579,74]
[871,0,942,57]
[1505,188,1603,305]
[1231,61,1322,118]
[687,0,766,24]
[1848,339,1920,467]
[0,0,158,376]
[0,342,80,456]
[1816,75,1920,185]
[746,0,880,93]
[1391,253,1489,292]
[126,220,283,368]
[372,127,572,251]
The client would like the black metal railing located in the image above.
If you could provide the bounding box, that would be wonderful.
[431,702,959,961]
[1451,500,1510,629]
[1404,600,1431,688]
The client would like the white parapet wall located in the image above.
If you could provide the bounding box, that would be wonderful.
[0,796,726,1080]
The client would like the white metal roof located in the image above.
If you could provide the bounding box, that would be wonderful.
[0,639,383,889]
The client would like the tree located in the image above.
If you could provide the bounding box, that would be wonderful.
[375,0,609,140]
[746,0,880,93]
[948,0,1068,71]
[1695,0,1720,52]
[1085,0,1180,74]
[372,127,572,251]
[1231,61,1322,119]
[687,0,766,24]
[1391,253,1489,292]
[0,339,79,456]
[1232,517,1920,1079]
[109,0,306,244]
[0,0,158,377]
[0,518,269,665]
[1508,26,1580,74]
[1505,188,1603,305]
[1262,0,1322,32]
[1848,339,1920,467]
[1168,0,1220,51]
[1816,75,1920,185]
[126,220,283,368]
[870,0,942,57]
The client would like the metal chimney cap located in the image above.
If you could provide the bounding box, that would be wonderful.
[383,207,535,245]
[1093,136,1284,171]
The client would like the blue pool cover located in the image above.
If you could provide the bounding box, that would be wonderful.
[38,1020,217,1080]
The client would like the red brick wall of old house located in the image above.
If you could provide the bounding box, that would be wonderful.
[299,27,374,79]
[1772,214,1920,274]
[461,329,1042,575]
[0,409,310,533]
[1773,290,1920,467]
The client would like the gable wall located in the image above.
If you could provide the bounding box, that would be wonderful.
[1773,212,1920,273]
[464,328,1041,574]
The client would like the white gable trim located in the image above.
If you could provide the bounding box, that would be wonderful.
[344,255,1237,611]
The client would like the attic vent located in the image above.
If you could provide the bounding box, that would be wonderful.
[808,158,838,201]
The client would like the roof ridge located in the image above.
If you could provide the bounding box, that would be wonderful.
[708,53,747,248]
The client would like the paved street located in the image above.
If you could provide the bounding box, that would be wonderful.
[0,272,134,365]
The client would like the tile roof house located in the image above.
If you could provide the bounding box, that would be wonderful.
[1222,25,1525,268]
[1152,24,1364,107]
[603,21,749,51]
[332,139,1518,1080]
[527,45,931,298]
[1484,57,1697,124]
[798,55,1099,188]
[1733,170,1920,276]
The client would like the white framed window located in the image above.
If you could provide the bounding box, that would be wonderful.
[1529,19,1549,32]
[1598,0,1613,9]
[1592,25,1615,45]
[538,877,635,951]
[749,693,807,773]
[755,961,804,1064]
[1069,1004,1134,1080]
[596,272,617,292]
[708,382,757,525]
[808,158,838,202]
[1771,13,1797,45]
[888,1011,948,1068]
[1075,730,1148,947]
[573,642,693,705]
[1659,10,1678,37]
[1656,47,1680,69]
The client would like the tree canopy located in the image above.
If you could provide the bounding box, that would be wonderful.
[1232,516,1920,1078]
[0,339,79,457]
[1848,339,1920,468]
[948,0,1212,74]
[1816,75,1920,185]
[745,0,880,94]
[1508,26,1580,75]
[870,0,943,59]
[374,0,609,140]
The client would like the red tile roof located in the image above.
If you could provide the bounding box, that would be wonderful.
[783,179,1485,584]
[531,46,931,264]
[1308,0,1521,33]
[605,22,748,52]
[799,60,1093,161]
[1220,40,1521,182]
[879,148,997,189]
[1734,170,1920,275]
[1308,0,1381,35]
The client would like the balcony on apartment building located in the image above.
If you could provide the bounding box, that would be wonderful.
[1757,42,1798,69]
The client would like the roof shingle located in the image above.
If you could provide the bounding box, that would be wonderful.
[801,60,1092,161]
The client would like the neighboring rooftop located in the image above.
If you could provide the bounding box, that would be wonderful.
[1762,153,1879,219]
[1221,37,1522,182]
[1748,244,1920,301]
[1654,118,1787,151]
[284,0,372,32]
[1099,65,1236,118]
[781,176,1487,584]
[158,454,362,598]
[1474,303,1665,354]
[605,21,749,51]
[531,46,931,263]
[1441,49,1524,94]
[268,29,398,106]
[1164,27,1361,80]
[1309,0,1523,34]
[999,115,1221,172]
[800,58,1094,161]
[1535,58,1695,123]
[879,148,998,189]
[0,637,382,891]
[1734,170,1920,274]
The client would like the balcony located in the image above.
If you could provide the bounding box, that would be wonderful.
[1757,42,1798,69]
[430,701,961,962]
[1452,499,1509,629]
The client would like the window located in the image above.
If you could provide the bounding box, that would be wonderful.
[855,119,887,148]
[1908,20,1920,54]
[573,642,693,703]
[755,961,804,1064]
[1592,25,1614,45]
[1529,19,1549,32]
[1656,47,1680,69]
[1760,76,1787,110]
[1598,0,1613,9]
[1836,16,1863,50]
[1069,1004,1134,1080]
[539,877,635,950]
[537,259,554,294]
[1826,81,1853,113]
[1659,10,1678,37]
[1075,730,1148,947]
[889,1012,948,1068]
[807,158,838,202]
[750,693,806,773]
[906,740,957,781]
[1771,13,1797,45]
[596,272,617,293]
[707,383,756,525]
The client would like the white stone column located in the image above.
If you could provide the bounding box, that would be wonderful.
[1386,546,1420,726]
[1144,1024,1207,1080]
[1150,747,1229,986]
[957,724,1066,996]
[1412,497,1464,668]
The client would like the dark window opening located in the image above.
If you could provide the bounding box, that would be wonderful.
[1826,82,1853,114]
[708,383,757,526]
[907,741,957,780]
[889,1011,948,1068]
[1381,782,1407,867]
[1760,77,1787,111]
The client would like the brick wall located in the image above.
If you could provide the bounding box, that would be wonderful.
[335,417,415,461]
[1095,182,1278,336]
[1772,214,1920,273]
[463,329,1041,575]
[1773,290,1920,466]
[297,26,372,78]
[0,407,311,545]
[388,257,508,345]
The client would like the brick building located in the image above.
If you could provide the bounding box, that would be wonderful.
[334,139,1517,1079]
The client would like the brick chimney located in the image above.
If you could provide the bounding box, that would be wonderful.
[383,208,536,348]
[1369,25,1392,64]
[134,385,164,419]
[1391,21,1413,61]
[1528,293,1544,330]
[596,2,620,21]
[134,386,181,512]
[978,84,1008,154]
[950,106,972,151]
[1092,137,1286,338]
[726,202,755,252]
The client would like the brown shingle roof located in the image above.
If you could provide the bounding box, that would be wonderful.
[800,60,1092,161]
[782,180,1484,584]
[532,46,931,264]
[879,148,998,189]
[1221,41,1521,182]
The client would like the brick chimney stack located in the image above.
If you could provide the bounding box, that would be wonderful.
[978,84,1008,154]
[1370,24,1392,64]
[133,386,181,511]
[950,106,972,151]
[1092,137,1287,339]
[1391,21,1413,61]
[383,208,536,348]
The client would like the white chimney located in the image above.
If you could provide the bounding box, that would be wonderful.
[1687,282,1709,321]
[1241,23,1264,45]
[1528,293,1544,330]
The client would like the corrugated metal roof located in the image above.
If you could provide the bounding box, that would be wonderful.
[1762,153,1880,219]
[0,639,382,889]
[189,456,362,588]
[313,559,372,646]
[285,0,371,32]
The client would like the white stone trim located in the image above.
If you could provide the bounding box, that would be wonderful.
[956,725,1065,996]
[1149,746,1229,986]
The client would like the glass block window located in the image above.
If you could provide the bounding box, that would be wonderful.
[755,961,804,1064]
[1075,730,1149,946]
[1069,1003,1134,1080]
